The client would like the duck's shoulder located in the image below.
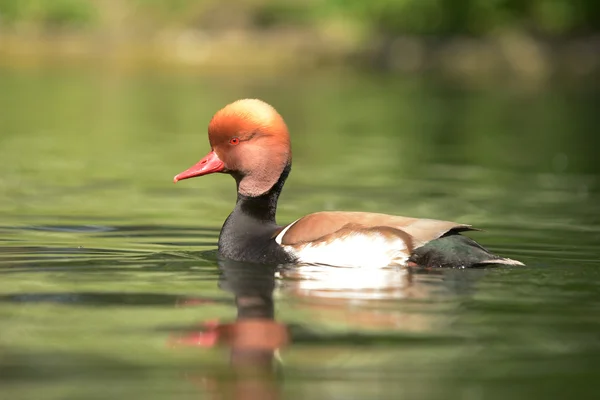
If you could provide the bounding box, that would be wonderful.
[275,211,473,248]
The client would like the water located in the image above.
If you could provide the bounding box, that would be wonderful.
[1,66,599,399]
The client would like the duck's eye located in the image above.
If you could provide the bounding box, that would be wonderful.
[229,137,240,145]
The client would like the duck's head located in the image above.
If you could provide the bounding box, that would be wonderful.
[174,99,292,197]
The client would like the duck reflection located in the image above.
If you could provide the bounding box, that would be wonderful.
[172,257,287,400]
[281,264,484,300]
[217,258,289,360]
[171,259,485,398]
[280,264,485,332]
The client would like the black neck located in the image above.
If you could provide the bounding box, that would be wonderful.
[234,163,291,223]
[218,164,293,264]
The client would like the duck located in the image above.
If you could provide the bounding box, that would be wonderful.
[174,99,523,269]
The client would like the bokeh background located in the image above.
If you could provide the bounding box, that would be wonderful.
[1,0,599,78]
[1,1,600,400]
[1,0,600,227]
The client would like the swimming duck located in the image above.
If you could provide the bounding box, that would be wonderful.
[174,99,523,268]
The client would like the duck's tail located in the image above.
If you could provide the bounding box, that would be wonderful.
[408,232,524,268]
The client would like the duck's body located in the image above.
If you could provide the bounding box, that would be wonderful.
[174,99,523,268]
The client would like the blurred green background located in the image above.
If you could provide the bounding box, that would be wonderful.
[1,0,599,79]
[1,0,599,35]
[1,2,600,400]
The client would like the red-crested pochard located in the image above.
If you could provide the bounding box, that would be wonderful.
[174,99,523,268]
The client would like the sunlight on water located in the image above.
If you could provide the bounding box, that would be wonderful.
[1,66,599,399]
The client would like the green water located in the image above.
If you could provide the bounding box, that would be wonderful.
[1,67,599,399]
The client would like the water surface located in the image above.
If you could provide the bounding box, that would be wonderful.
[1,67,599,399]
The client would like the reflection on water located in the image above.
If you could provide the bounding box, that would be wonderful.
[281,263,485,300]
[0,222,599,399]
[171,259,286,400]
[169,258,485,399]
[1,67,599,399]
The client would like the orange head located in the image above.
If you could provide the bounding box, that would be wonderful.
[174,99,292,197]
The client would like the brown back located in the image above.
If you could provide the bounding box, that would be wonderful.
[279,211,473,248]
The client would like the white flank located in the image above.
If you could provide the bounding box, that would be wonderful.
[283,232,408,269]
